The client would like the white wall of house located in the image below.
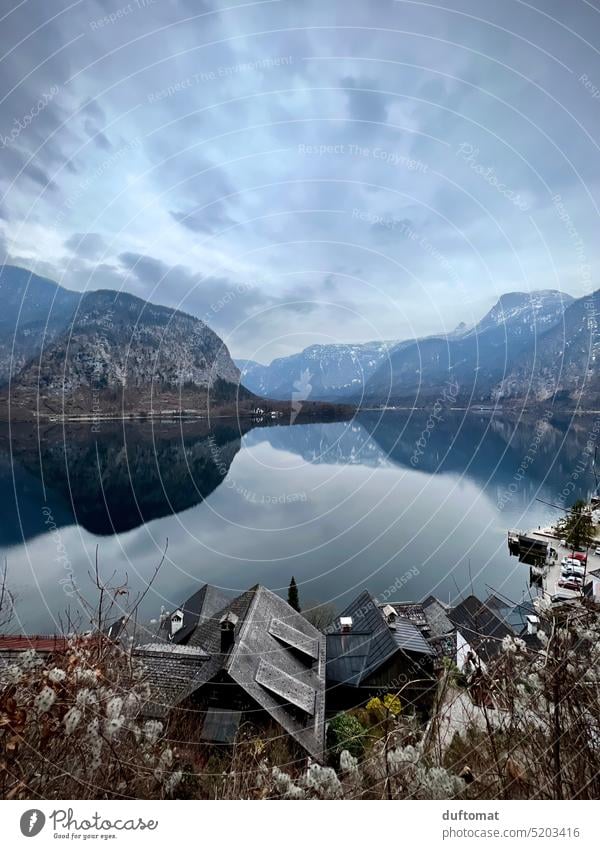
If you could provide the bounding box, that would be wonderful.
[456,631,486,672]
[589,575,600,601]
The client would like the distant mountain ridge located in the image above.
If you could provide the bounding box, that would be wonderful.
[237,289,586,407]
[237,340,397,401]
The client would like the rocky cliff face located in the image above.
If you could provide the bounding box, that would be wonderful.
[17,289,240,395]
[1,266,244,417]
[493,291,600,405]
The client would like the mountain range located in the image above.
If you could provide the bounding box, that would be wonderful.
[1,265,597,416]
[238,289,600,408]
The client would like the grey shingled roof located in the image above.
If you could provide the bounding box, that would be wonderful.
[448,595,513,662]
[139,585,326,761]
[326,590,433,688]
[136,644,212,715]
[422,596,455,638]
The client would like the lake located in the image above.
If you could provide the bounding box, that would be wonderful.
[1,410,597,633]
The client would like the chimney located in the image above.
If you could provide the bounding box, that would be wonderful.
[526,614,539,636]
[219,612,239,652]
[340,616,353,633]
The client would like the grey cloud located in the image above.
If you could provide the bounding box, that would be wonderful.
[342,76,391,124]
[170,203,237,234]
[64,232,108,260]
[119,252,169,286]
[83,119,112,151]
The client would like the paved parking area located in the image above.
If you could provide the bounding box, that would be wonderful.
[528,528,600,598]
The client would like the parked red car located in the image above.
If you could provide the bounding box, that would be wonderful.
[571,552,587,563]
[558,577,583,591]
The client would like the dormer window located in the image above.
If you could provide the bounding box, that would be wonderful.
[382,604,397,625]
[170,610,184,638]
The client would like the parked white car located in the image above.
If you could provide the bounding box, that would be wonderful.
[561,562,585,578]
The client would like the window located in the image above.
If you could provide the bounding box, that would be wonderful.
[202,708,242,744]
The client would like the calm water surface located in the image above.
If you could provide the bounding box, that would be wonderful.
[1,411,597,633]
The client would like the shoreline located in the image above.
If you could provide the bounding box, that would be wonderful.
[2,401,600,424]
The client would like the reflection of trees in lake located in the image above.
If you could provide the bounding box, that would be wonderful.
[1,421,249,540]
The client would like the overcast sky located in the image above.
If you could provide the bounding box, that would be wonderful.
[1,0,599,361]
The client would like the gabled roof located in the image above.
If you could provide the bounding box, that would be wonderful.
[138,585,326,761]
[448,595,513,661]
[162,583,232,644]
[422,596,455,638]
[484,593,540,637]
[326,590,433,688]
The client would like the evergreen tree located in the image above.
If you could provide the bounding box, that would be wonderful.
[557,499,596,552]
[288,576,300,612]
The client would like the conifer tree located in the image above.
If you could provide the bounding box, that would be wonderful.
[288,576,300,611]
